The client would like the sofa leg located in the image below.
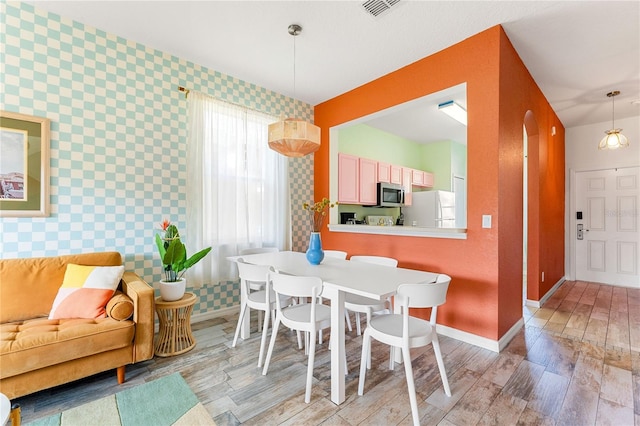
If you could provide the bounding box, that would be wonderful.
[117,366,126,384]
[10,403,21,426]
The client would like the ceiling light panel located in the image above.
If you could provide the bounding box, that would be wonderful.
[438,100,467,126]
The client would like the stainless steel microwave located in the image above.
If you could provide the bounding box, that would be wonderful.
[377,182,404,207]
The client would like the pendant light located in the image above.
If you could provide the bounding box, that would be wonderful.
[268,24,321,158]
[598,90,629,150]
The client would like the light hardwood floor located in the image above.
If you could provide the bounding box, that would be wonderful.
[15,280,640,425]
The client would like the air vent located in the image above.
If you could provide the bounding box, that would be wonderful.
[362,0,401,17]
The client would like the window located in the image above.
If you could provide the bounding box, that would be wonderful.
[187,92,290,284]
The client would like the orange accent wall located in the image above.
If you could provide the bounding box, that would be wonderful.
[314,25,565,343]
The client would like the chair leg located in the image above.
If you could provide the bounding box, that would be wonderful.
[305,328,316,403]
[345,350,349,375]
[232,302,248,347]
[366,310,372,369]
[401,346,420,426]
[345,310,352,332]
[262,315,281,375]
[432,335,451,396]
[257,308,270,368]
[357,329,371,395]
[355,312,362,336]
[389,346,395,370]
[297,330,303,350]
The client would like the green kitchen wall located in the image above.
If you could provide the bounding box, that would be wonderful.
[0,2,315,316]
[421,140,467,191]
[337,124,422,168]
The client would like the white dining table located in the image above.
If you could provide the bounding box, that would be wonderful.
[228,250,438,405]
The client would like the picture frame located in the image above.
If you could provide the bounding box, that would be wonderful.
[0,111,50,217]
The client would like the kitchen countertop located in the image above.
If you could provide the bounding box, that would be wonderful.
[328,224,467,239]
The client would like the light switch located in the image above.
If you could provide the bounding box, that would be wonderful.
[482,215,492,228]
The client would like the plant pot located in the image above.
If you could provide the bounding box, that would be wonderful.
[306,232,324,265]
[159,278,186,301]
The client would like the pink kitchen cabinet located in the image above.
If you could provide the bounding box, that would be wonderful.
[359,157,378,205]
[390,165,403,185]
[402,167,413,206]
[338,154,378,205]
[378,162,391,183]
[338,153,359,204]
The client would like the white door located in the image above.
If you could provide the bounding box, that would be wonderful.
[575,167,639,287]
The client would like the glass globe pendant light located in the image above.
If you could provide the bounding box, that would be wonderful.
[598,90,629,150]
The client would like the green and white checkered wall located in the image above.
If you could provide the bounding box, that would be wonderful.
[0,1,314,314]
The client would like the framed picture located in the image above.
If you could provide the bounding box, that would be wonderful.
[0,111,50,217]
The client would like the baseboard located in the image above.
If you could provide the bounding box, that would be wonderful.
[436,316,524,354]
[192,305,240,323]
[436,324,499,353]
[188,304,525,354]
[498,318,524,352]
[155,305,240,332]
[525,276,566,308]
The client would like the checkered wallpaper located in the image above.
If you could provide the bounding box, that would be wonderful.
[0,2,314,314]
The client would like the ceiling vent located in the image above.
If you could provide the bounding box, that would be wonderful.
[362,0,401,17]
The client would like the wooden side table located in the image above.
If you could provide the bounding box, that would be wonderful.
[154,293,197,357]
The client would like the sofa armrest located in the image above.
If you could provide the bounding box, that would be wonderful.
[120,271,155,362]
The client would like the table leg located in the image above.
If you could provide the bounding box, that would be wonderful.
[325,286,345,405]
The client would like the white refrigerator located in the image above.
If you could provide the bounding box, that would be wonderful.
[402,190,456,228]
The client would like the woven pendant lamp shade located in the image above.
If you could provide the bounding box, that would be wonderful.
[268,118,320,157]
[268,24,321,158]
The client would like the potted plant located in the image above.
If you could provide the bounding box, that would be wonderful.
[155,219,212,301]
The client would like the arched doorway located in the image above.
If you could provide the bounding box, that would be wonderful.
[524,110,540,303]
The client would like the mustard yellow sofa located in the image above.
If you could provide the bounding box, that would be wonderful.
[0,252,155,398]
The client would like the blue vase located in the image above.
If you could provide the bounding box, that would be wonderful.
[306,232,324,265]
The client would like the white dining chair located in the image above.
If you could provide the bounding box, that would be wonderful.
[232,259,290,368]
[240,247,279,256]
[323,250,348,260]
[239,247,279,330]
[358,274,452,426]
[346,255,398,336]
[262,270,331,403]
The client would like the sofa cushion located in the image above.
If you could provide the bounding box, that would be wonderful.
[0,252,123,323]
[106,291,134,321]
[0,317,135,378]
[49,264,124,319]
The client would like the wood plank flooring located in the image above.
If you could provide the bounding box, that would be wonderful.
[14,280,640,425]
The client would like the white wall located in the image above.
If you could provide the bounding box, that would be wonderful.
[565,115,640,279]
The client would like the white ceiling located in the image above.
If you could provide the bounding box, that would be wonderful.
[28,0,640,142]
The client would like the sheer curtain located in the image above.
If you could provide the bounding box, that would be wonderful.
[187,91,290,286]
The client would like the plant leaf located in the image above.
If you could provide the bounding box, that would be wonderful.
[155,234,166,259]
[163,239,187,271]
[183,247,212,270]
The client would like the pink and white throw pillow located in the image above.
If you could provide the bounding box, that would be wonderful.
[49,264,125,319]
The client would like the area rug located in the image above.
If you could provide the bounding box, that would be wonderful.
[27,373,215,426]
